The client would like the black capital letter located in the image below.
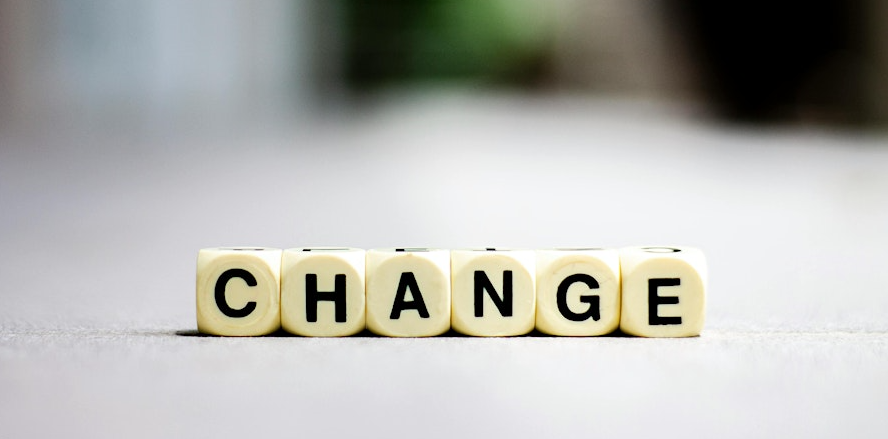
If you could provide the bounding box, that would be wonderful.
[649,278,682,325]
[214,269,258,318]
[306,274,347,323]
[556,273,600,322]
[390,272,430,319]
[474,271,513,317]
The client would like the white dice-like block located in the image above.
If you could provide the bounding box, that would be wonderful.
[451,249,535,336]
[535,248,621,336]
[620,246,707,337]
[196,247,282,336]
[281,247,366,337]
[366,248,451,337]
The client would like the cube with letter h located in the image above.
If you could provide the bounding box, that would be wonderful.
[196,247,282,336]
[619,246,707,337]
[451,249,536,337]
[281,247,366,337]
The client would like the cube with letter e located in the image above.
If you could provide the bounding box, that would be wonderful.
[619,246,706,337]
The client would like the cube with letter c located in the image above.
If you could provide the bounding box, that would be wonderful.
[196,247,282,336]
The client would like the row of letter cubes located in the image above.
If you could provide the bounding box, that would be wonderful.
[197,247,706,337]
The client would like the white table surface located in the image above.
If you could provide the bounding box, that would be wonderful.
[2,94,887,438]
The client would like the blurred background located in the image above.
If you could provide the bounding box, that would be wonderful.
[2,0,888,331]
[3,0,888,133]
[3,3,888,438]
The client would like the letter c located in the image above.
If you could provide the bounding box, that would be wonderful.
[215,268,258,318]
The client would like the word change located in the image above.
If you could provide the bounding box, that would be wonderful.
[195,247,706,338]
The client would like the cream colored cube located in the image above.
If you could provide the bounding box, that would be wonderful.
[535,248,621,336]
[620,246,707,337]
[366,248,451,337]
[451,249,535,337]
[281,247,366,336]
[196,247,282,336]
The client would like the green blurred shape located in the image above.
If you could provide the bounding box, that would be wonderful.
[344,0,555,88]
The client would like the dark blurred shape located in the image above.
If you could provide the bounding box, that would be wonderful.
[677,0,872,124]
[342,0,888,127]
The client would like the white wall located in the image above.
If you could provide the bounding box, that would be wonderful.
[0,0,315,133]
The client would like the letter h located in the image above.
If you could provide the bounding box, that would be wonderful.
[306,274,347,323]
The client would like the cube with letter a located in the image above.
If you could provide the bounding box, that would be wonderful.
[366,248,451,337]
